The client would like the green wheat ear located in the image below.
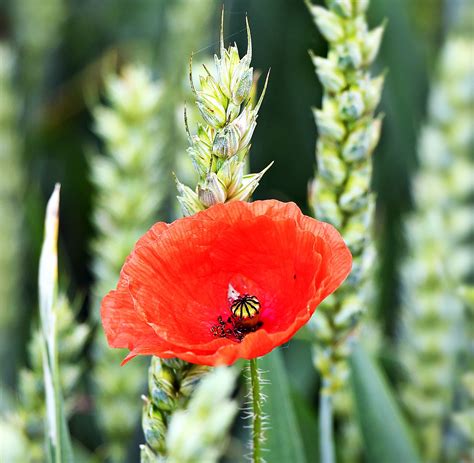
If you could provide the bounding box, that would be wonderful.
[306,0,385,394]
[305,2,385,461]
[164,367,238,463]
[89,65,164,462]
[399,34,473,462]
[175,13,272,215]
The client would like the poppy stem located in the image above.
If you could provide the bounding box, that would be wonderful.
[249,357,264,462]
[319,387,335,463]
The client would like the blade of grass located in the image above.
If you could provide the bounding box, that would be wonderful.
[350,342,420,463]
[38,184,74,462]
[292,390,318,462]
[260,348,307,463]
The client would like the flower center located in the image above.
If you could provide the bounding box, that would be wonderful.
[210,293,263,342]
[231,294,260,321]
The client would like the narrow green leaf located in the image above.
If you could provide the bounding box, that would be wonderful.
[39,184,74,462]
[260,348,307,463]
[292,391,319,463]
[350,342,421,463]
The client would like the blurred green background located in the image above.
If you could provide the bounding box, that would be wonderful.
[1,0,470,461]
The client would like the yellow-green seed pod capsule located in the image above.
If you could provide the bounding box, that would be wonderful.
[231,295,260,320]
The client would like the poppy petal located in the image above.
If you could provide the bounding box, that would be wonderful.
[101,200,352,366]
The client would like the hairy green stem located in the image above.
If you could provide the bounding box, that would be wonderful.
[249,358,263,463]
[319,388,335,463]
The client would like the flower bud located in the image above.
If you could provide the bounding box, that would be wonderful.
[197,173,227,207]
[308,5,344,43]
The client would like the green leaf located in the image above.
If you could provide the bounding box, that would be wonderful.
[39,184,74,463]
[292,391,319,463]
[260,348,307,463]
[350,342,421,463]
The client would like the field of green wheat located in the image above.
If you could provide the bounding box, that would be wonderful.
[0,1,472,462]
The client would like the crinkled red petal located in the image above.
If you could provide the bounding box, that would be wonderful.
[101,200,352,366]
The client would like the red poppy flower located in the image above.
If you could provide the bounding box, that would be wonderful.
[101,200,351,366]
